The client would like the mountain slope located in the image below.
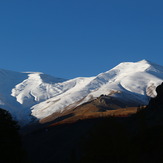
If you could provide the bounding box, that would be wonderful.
[31,60,163,121]
[0,60,163,126]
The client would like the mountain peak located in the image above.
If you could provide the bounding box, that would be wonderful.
[111,60,152,74]
[138,59,151,63]
[117,59,151,66]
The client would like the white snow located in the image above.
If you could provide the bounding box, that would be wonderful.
[0,60,162,126]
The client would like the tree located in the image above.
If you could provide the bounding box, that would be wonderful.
[0,108,26,163]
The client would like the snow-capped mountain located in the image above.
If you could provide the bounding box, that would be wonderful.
[0,60,163,126]
[0,69,65,125]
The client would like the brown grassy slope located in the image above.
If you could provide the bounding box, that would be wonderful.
[50,107,140,126]
[40,94,146,126]
[40,100,145,126]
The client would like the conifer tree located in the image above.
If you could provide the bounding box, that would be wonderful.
[0,108,26,163]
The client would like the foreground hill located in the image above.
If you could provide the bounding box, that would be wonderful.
[22,82,163,163]
[0,60,163,125]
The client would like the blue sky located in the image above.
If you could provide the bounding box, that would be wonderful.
[0,0,163,79]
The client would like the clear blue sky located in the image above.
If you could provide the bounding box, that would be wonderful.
[0,0,163,79]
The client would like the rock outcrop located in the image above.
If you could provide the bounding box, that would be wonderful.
[145,82,163,125]
[148,82,163,110]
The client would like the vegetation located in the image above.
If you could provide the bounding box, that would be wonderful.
[78,112,163,163]
[0,108,26,163]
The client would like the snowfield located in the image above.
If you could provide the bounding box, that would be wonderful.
[0,60,163,126]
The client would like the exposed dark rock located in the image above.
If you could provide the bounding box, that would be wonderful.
[148,82,163,109]
[143,82,163,126]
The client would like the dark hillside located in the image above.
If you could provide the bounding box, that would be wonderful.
[22,82,163,163]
